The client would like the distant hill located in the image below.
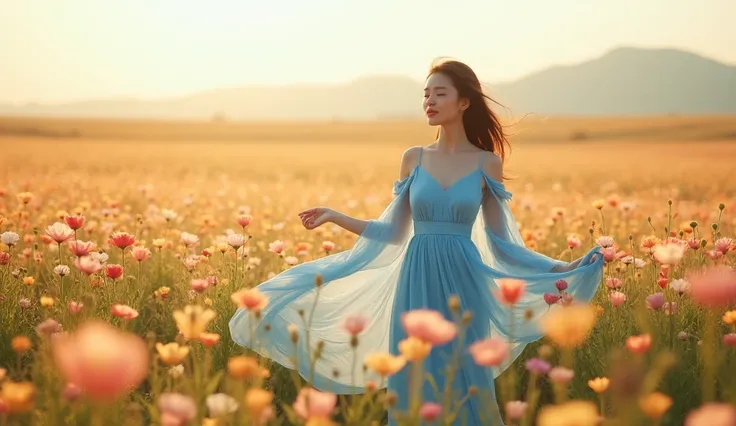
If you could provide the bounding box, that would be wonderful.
[0,46,734,119]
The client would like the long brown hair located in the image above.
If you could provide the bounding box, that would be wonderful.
[428,58,512,162]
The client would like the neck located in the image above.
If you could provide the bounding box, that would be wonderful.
[436,121,471,152]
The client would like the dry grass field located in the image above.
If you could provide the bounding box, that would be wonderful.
[0,115,735,425]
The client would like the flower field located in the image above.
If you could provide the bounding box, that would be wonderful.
[1,116,736,425]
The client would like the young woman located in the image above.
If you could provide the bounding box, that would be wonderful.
[229,58,604,425]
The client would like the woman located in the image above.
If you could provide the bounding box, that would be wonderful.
[229,58,604,425]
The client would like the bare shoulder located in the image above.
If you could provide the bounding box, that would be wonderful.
[398,146,424,179]
[481,151,504,182]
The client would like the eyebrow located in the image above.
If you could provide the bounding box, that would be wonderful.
[424,86,447,90]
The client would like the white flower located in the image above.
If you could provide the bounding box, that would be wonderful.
[1,231,20,247]
[634,258,646,269]
[595,236,615,248]
[161,209,178,221]
[89,251,109,263]
[653,243,687,265]
[226,234,245,248]
[180,232,199,247]
[168,364,184,378]
[206,393,239,417]
[669,279,690,295]
[54,265,71,276]
[284,256,299,266]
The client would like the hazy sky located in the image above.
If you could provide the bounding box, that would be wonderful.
[1,0,734,104]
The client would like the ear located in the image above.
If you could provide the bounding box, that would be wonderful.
[459,97,470,111]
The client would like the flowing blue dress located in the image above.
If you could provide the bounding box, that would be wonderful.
[229,149,604,425]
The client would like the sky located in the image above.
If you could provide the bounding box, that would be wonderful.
[1,0,734,104]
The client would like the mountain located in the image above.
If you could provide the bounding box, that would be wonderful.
[0,46,734,119]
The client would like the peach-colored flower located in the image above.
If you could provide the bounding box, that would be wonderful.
[46,222,74,244]
[51,320,149,401]
[605,277,622,289]
[130,246,151,262]
[587,377,609,393]
[609,291,626,308]
[109,232,136,249]
[342,313,369,336]
[685,402,736,426]
[293,387,336,421]
[156,342,190,365]
[190,279,209,293]
[159,393,197,425]
[268,240,285,254]
[548,367,575,383]
[237,214,252,227]
[364,352,406,377]
[173,305,216,340]
[539,304,597,348]
[106,264,123,280]
[111,304,138,320]
[567,235,582,249]
[715,238,734,255]
[723,311,736,325]
[64,214,85,230]
[537,400,599,426]
[399,336,433,361]
[73,255,103,275]
[496,278,526,305]
[506,400,528,420]
[0,380,35,414]
[180,232,200,247]
[227,356,270,380]
[322,241,336,252]
[469,337,509,367]
[595,236,615,248]
[688,266,736,308]
[199,333,220,347]
[68,240,95,257]
[419,402,442,421]
[401,309,457,345]
[626,333,652,354]
[231,288,269,311]
[244,388,274,424]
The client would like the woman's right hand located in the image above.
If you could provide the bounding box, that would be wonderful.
[298,207,336,230]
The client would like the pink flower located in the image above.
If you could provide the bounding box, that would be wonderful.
[505,401,528,420]
[64,214,85,230]
[105,264,123,280]
[230,288,269,311]
[605,278,622,289]
[626,334,652,354]
[555,279,568,291]
[419,402,442,421]
[0,252,9,265]
[293,387,336,420]
[68,240,95,257]
[685,403,736,426]
[723,333,736,347]
[401,309,457,345]
[109,232,136,250]
[544,293,560,305]
[62,382,83,402]
[51,320,149,401]
[688,238,701,250]
[130,246,151,262]
[68,301,84,314]
[46,222,75,244]
[342,313,369,336]
[688,266,736,308]
[715,238,733,255]
[609,291,627,308]
[596,236,615,248]
[322,241,336,252]
[237,214,252,227]
[496,278,526,305]
[548,367,574,383]
[190,279,209,293]
[159,393,197,425]
[646,293,665,310]
[111,304,138,320]
[73,255,103,275]
[602,247,617,263]
[268,240,285,254]
[567,235,582,249]
[468,337,509,367]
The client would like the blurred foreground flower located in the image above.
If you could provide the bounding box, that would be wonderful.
[51,320,149,401]
[0,381,35,414]
[173,304,216,340]
[537,400,599,426]
[539,304,597,348]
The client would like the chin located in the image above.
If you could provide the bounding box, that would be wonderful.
[426,116,441,126]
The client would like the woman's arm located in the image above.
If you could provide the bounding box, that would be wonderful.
[298,147,420,237]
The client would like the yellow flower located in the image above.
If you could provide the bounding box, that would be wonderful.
[591,199,605,210]
[587,377,609,394]
[152,238,166,248]
[364,352,406,377]
[228,356,270,380]
[23,276,35,286]
[398,337,432,362]
[638,392,672,419]
[204,297,213,307]
[40,296,54,307]
[539,305,597,348]
[537,400,599,426]
[173,304,216,340]
[155,342,190,365]
[723,310,736,325]
[244,388,274,420]
[0,381,35,413]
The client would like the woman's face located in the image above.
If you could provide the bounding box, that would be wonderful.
[423,72,467,126]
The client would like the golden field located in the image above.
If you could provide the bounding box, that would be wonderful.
[0,115,735,425]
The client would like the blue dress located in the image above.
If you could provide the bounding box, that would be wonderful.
[229,149,604,425]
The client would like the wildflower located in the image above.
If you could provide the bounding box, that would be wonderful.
[468,337,509,367]
[51,320,149,401]
[595,236,615,248]
[173,305,216,340]
[496,278,526,305]
[227,356,270,380]
[364,352,406,377]
[646,293,665,310]
[106,264,124,279]
[670,279,690,295]
[64,214,85,230]
[537,400,599,426]
[293,387,337,422]
[684,403,736,426]
[68,240,95,257]
[544,293,561,305]
[588,377,609,393]
[12,336,32,353]
[0,381,35,413]
[342,313,369,336]
[548,367,575,383]
[226,234,245,249]
[398,336,432,361]
[525,357,551,374]
[230,288,269,311]
[688,266,736,308]
[236,215,252,227]
[206,393,239,418]
[401,309,457,345]
[130,246,151,262]
[156,343,190,365]
[159,393,197,425]
[609,291,626,308]
[419,402,442,421]
[74,255,103,275]
[653,242,687,265]
[268,240,285,254]
[539,304,597,348]
[109,232,136,249]
[1,231,20,247]
[505,401,528,421]
[626,334,652,354]
[244,388,274,425]
[555,279,568,291]
[322,241,335,252]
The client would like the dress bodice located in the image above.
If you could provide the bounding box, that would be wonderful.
[409,165,483,226]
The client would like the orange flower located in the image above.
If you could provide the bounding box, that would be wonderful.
[625,334,652,355]
[231,288,269,311]
[537,400,599,426]
[364,352,406,377]
[227,356,270,380]
[540,304,597,348]
[587,377,609,394]
[638,392,672,419]
[11,336,32,353]
[495,278,526,305]
[0,381,35,413]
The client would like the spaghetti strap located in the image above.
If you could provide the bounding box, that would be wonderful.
[417,146,424,167]
[478,150,486,169]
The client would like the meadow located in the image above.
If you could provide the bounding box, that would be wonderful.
[0,115,735,425]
